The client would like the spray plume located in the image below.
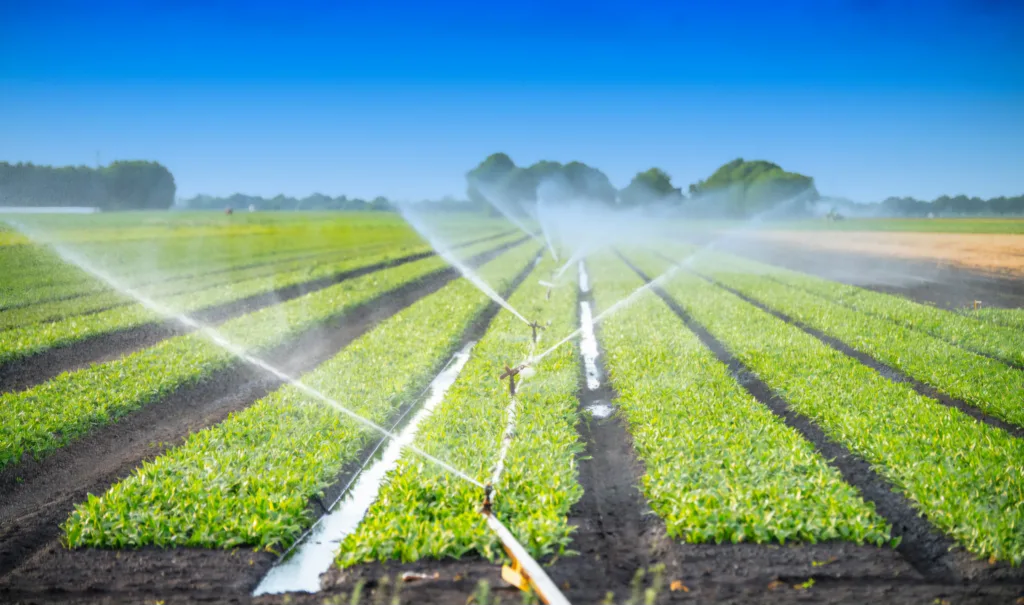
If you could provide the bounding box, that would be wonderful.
[471,181,542,242]
[396,203,532,326]
[526,190,814,366]
[3,219,484,489]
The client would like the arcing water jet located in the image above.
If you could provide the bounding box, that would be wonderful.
[396,202,533,326]
[4,219,484,489]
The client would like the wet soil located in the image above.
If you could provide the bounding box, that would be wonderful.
[1,246,1022,604]
[0,243,525,596]
[0,234,526,393]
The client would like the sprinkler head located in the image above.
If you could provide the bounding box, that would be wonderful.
[500,364,523,397]
[528,320,545,344]
[481,483,494,516]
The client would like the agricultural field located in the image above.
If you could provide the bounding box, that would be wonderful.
[0,212,1022,604]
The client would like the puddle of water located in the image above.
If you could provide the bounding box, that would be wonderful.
[253,341,477,595]
[579,300,601,390]
[586,402,614,418]
[578,261,590,293]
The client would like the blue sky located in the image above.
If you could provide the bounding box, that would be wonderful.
[2,0,1023,202]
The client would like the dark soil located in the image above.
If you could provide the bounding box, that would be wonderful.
[715,238,1024,310]
[0,241,527,595]
[0,234,526,393]
[0,242,534,604]
[1,246,1021,605]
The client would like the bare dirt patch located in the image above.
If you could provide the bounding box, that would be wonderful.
[750,231,1024,277]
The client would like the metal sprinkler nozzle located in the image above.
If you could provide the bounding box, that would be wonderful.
[499,364,523,397]
[529,320,545,344]
[481,483,494,516]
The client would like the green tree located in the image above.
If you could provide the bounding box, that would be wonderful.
[619,167,683,207]
[688,158,817,217]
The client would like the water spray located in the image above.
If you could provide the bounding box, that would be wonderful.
[471,182,543,243]
[534,195,560,262]
[528,320,544,344]
[396,202,533,327]
[5,219,485,490]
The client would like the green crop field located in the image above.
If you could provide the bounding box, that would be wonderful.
[0,210,1021,604]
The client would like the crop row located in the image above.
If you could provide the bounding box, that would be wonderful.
[733,257,1024,368]
[0,234,356,308]
[964,307,1024,332]
[1,213,470,309]
[692,254,1024,428]
[0,236,512,367]
[632,251,1024,564]
[0,243,519,470]
[63,244,540,549]
[0,245,404,330]
[1,232,518,330]
[589,254,893,546]
[338,254,583,565]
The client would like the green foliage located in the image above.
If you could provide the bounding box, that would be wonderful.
[338,255,583,565]
[591,254,892,546]
[688,158,818,218]
[0,244,431,366]
[0,160,175,210]
[0,251,474,469]
[964,307,1024,331]
[733,258,1024,369]
[466,153,617,207]
[697,254,1024,426]
[635,252,1024,564]
[618,168,683,207]
[62,245,539,549]
[0,226,519,365]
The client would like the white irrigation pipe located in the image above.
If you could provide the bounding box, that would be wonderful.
[483,513,572,605]
[489,329,541,489]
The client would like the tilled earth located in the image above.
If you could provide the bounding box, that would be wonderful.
[1,245,1022,604]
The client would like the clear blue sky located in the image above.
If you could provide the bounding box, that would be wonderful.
[1,0,1022,202]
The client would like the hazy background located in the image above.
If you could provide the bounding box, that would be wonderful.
[2,0,1023,202]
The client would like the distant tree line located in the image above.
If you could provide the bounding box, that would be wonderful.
[466,153,619,207]
[465,154,818,218]
[0,161,176,210]
[875,195,1024,217]
[466,153,1024,219]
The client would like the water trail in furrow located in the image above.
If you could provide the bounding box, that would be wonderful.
[253,342,477,595]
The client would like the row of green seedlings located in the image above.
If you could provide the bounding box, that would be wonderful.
[0,241,413,330]
[0,229,375,308]
[337,256,583,565]
[631,250,1024,565]
[1,221,512,316]
[0,228,515,330]
[690,252,1024,428]
[713,252,1024,368]
[0,235,517,366]
[961,307,1024,332]
[0,213,496,311]
[63,244,540,548]
[589,253,893,546]
[0,241,519,470]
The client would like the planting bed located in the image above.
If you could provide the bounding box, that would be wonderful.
[0,213,1021,604]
